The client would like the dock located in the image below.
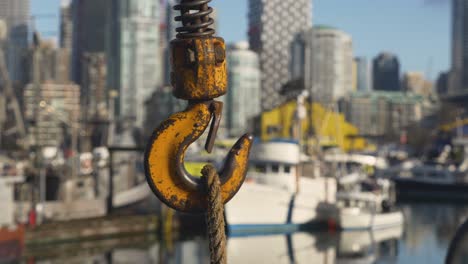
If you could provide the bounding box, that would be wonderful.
[25,214,159,246]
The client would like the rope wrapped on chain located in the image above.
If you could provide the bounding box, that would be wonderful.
[202,164,227,264]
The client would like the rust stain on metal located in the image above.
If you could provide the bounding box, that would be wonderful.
[144,15,253,213]
[170,37,227,101]
[144,100,253,213]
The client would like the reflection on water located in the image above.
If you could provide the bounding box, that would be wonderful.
[13,204,468,264]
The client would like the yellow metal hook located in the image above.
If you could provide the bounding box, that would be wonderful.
[144,17,252,213]
[144,100,253,213]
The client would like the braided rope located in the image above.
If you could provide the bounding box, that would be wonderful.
[202,164,227,264]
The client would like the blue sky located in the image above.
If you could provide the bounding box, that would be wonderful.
[32,0,451,80]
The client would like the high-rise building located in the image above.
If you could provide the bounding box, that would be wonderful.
[71,0,110,84]
[437,71,449,95]
[291,25,353,104]
[401,72,433,97]
[352,60,358,92]
[372,52,401,91]
[60,0,73,51]
[108,0,161,128]
[450,0,468,94]
[248,0,312,110]
[81,53,107,120]
[22,40,71,85]
[0,0,29,81]
[355,57,372,92]
[347,91,424,137]
[23,83,80,147]
[224,42,261,137]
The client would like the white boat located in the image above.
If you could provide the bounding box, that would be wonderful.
[383,162,468,202]
[11,128,151,223]
[225,140,337,232]
[324,152,389,170]
[12,151,150,223]
[321,150,404,231]
[0,175,25,228]
[336,191,404,231]
[94,146,151,209]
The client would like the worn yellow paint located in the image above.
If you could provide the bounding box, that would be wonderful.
[145,35,251,212]
[260,101,370,152]
[171,37,227,100]
[145,102,252,213]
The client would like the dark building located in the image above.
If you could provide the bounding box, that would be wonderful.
[60,2,73,51]
[0,0,29,81]
[22,43,71,85]
[437,71,449,95]
[372,52,400,91]
[449,0,468,94]
[81,52,107,120]
[71,0,110,84]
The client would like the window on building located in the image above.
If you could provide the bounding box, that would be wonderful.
[272,164,279,173]
[255,164,266,173]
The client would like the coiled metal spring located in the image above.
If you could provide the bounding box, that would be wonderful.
[174,0,215,39]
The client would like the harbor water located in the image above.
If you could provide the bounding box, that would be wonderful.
[16,203,468,263]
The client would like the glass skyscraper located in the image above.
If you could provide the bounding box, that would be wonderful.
[248,0,312,110]
[372,52,401,91]
[450,0,468,93]
[0,0,29,81]
[355,57,371,92]
[108,0,161,128]
[291,26,354,104]
[225,42,261,137]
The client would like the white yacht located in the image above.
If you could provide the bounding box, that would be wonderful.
[335,179,404,231]
[320,150,404,231]
[225,140,337,233]
[324,152,389,171]
[384,137,468,201]
[10,128,151,224]
[336,193,404,231]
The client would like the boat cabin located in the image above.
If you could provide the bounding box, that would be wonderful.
[248,141,300,192]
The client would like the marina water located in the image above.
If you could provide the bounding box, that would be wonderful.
[19,203,467,264]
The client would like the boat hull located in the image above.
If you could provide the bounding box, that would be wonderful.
[0,226,24,262]
[225,177,336,233]
[394,179,468,202]
[338,208,404,231]
[14,183,151,223]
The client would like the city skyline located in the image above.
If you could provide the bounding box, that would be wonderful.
[32,0,450,79]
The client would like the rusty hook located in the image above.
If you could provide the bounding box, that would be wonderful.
[144,100,253,213]
[144,6,252,213]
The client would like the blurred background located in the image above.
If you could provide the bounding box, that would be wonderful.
[0,0,468,263]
